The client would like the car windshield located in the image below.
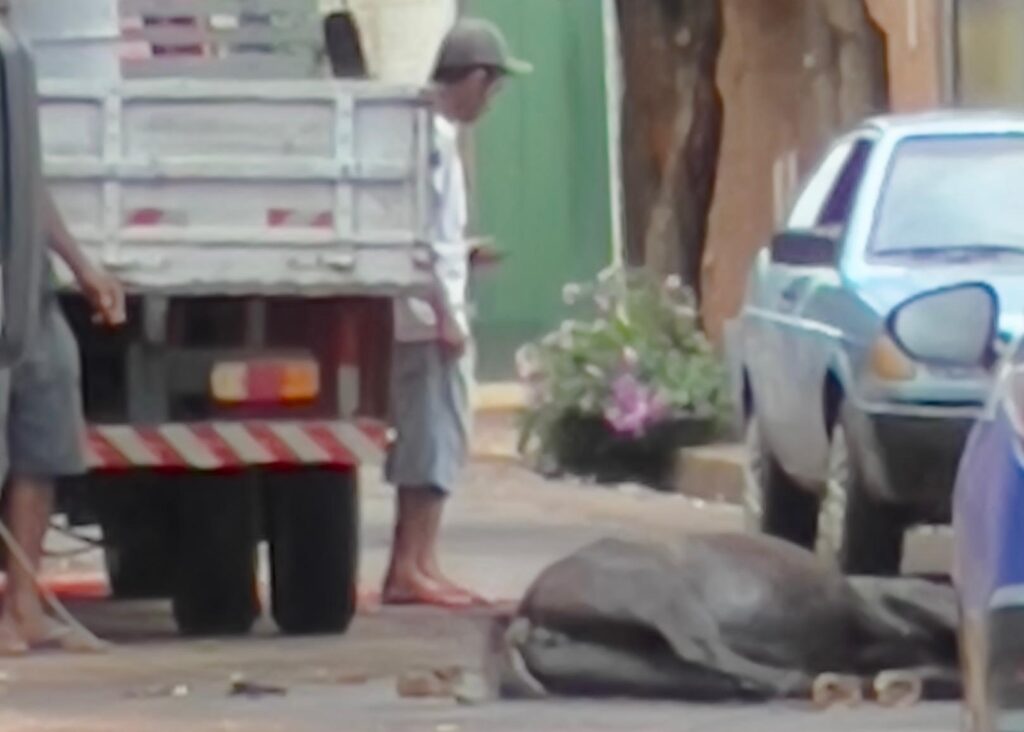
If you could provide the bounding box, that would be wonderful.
[871,134,1024,257]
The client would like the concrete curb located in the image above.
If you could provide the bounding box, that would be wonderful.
[673,444,746,504]
[471,382,526,461]
[472,382,527,413]
[469,382,749,503]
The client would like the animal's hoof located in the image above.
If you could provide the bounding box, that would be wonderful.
[812,673,863,709]
[874,670,923,708]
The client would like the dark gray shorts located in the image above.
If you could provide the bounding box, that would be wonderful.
[384,341,471,494]
[8,300,86,479]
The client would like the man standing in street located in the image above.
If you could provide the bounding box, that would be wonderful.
[0,8,125,654]
[382,18,530,607]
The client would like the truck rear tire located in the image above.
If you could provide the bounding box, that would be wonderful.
[172,474,260,636]
[265,468,359,635]
[93,473,176,599]
[105,534,175,600]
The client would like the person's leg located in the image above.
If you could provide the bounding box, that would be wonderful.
[1,304,101,650]
[382,487,455,602]
[383,341,475,605]
[416,342,478,597]
[0,475,54,643]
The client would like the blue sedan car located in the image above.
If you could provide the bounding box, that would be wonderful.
[730,111,1024,575]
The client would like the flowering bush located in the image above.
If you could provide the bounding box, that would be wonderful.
[517,267,730,473]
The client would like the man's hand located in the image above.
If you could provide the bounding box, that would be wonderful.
[441,331,468,360]
[79,266,126,327]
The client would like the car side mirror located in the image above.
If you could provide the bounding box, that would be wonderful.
[887,283,999,367]
[770,230,838,266]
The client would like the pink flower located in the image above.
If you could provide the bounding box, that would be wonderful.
[603,372,667,438]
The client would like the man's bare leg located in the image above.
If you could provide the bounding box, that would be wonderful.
[0,478,29,654]
[0,477,104,652]
[416,493,481,601]
[383,488,470,606]
[1,476,54,648]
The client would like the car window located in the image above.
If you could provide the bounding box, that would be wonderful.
[787,137,872,230]
[872,135,1024,255]
[817,140,873,228]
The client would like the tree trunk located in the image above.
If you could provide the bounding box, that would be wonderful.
[616,0,724,302]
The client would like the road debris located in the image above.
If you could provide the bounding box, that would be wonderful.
[396,667,464,699]
[127,683,190,700]
[453,672,490,705]
[228,673,287,699]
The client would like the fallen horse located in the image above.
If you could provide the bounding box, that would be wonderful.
[489,533,960,704]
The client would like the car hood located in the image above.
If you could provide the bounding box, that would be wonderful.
[856,265,1024,340]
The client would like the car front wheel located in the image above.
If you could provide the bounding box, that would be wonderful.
[817,402,906,575]
[743,413,819,549]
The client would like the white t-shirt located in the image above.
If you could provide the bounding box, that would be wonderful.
[393,116,469,343]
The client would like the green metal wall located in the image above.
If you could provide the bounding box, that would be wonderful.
[467,0,613,380]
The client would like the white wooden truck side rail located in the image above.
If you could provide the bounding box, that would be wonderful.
[39,78,435,296]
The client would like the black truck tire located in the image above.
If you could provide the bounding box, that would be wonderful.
[93,472,176,599]
[172,473,260,636]
[265,468,359,635]
[105,532,175,599]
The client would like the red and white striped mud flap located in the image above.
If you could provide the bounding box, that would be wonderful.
[85,420,391,473]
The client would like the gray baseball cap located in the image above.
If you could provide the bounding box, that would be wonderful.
[433,18,533,78]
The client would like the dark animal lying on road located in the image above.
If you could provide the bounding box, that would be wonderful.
[488,533,960,704]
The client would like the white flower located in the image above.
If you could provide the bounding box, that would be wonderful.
[664,274,683,291]
[585,364,604,380]
[558,321,576,349]
[562,282,583,305]
[622,347,639,367]
[515,345,541,380]
[597,265,620,284]
[673,304,697,320]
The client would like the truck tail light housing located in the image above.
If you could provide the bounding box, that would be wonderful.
[211,358,320,405]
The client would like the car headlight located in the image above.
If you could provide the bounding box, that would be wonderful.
[869,334,917,381]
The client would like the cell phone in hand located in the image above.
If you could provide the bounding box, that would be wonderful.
[468,237,505,268]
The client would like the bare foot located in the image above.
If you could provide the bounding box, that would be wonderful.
[22,618,109,655]
[382,571,474,609]
[417,556,493,606]
[418,565,492,606]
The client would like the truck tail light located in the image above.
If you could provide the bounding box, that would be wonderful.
[211,359,320,405]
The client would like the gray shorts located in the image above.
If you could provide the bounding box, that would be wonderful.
[8,300,87,479]
[384,341,471,494]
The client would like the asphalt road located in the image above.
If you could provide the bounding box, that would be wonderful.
[0,462,960,732]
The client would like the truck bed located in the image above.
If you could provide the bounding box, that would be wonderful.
[39,78,435,296]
